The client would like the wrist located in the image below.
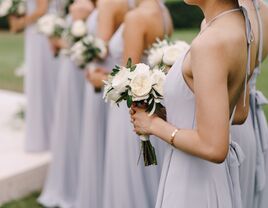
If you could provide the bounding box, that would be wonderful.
[149,116,162,135]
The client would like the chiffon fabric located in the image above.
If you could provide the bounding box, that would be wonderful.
[251,1,268,207]
[74,9,109,208]
[103,23,167,208]
[24,0,59,152]
[38,13,86,208]
[156,7,252,208]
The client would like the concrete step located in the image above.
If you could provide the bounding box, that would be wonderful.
[0,90,51,205]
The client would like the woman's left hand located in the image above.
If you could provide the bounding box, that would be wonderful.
[130,106,157,135]
[9,16,26,33]
[86,67,107,88]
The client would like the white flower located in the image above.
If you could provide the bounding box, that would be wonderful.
[103,84,121,103]
[37,14,57,36]
[70,41,86,66]
[55,17,66,29]
[151,69,166,96]
[148,48,164,67]
[129,63,150,80]
[174,40,190,51]
[71,20,87,38]
[17,0,26,15]
[0,0,12,17]
[83,35,94,44]
[130,71,153,101]
[111,67,131,93]
[162,45,184,66]
[94,38,107,59]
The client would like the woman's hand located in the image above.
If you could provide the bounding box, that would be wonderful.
[69,0,94,21]
[130,106,158,135]
[9,16,25,33]
[86,67,107,88]
[49,37,68,56]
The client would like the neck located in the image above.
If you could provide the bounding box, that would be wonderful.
[137,0,158,6]
[200,0,239,23]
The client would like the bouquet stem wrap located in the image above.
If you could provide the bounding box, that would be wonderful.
[139,135,157,166]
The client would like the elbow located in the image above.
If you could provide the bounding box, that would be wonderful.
[205,144,228,164]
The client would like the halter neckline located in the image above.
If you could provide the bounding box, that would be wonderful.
[201,8,241,35]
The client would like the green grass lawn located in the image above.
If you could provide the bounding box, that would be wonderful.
[0,192,43,208]
[0,28,268,207]
[0,32,24,92]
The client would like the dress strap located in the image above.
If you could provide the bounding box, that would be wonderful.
[199,8,241,36]
[241,6,254,106]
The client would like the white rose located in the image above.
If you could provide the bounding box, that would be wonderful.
[37,14,57,36]
[71,20,87,38]
[70,41,86,66]
[111,67,130,93]
[129,63,150,80]
[104,87,121,103]
[162,45,183,66]
[151,69,166,96]
[0,0,12,17]
[148,48,164,67]
[17,1,26,15]
[94,38,107,59]
[83,35,94,44]
[55,17,66,29]
[174,41,190,51]
[130,72,153,101]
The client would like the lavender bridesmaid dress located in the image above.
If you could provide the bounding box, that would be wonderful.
[156,7,251,208]
[74,9,109,208]
[38,14,87,208]
[250,1,268,207]
[24,0,59,152]
[103,21,167,208]
[232,1,268,207]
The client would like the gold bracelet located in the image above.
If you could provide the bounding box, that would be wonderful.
[170,129,179,146]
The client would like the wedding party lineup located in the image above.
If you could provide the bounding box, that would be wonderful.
[0,0,268,207]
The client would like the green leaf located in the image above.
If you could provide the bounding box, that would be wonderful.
[126,58,132,68]
[127,96,133,108]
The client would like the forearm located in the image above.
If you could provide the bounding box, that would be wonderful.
[150,117,228,163]
[25,0,48,26]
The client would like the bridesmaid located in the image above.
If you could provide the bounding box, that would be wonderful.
[246,1,268,207]
[9,0,59,152]
[38,1,94,208]
[75,0,133,207]
[231,1,268,208]
[89,0,173,207]
[130,0,259,207]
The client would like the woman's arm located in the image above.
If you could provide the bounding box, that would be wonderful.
[10,0,48,32]
[132,33,239,164]
[96,0,123,41]
[122,10,145,64]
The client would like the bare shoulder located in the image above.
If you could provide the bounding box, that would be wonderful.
[192,23,246,64]
[98,0,126,12]
[124,8,146,28]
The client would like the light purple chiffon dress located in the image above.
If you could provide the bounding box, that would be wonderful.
[24,0,59,152]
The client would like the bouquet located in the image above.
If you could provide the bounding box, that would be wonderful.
[0,0,26,17]
[64,20,87,45]
[103,59,166,166]
[147,37,189,71]
[37,14,66,38]
[69,35,107,68]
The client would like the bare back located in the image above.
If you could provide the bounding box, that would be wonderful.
[122,0,173,64]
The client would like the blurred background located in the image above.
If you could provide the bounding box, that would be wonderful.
[0,0,267,207]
